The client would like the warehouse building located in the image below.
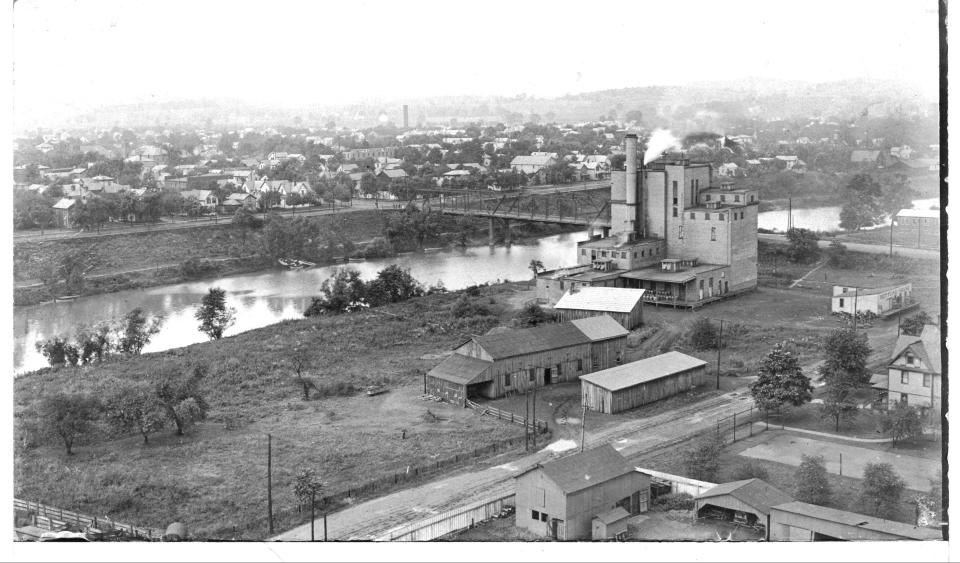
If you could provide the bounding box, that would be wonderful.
[579,351,707,414]
[554,286,646,329]
[769,501,941,541]
[425,316,628,405]
[514,444,650,540]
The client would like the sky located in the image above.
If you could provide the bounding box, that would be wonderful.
[11,0,942,128]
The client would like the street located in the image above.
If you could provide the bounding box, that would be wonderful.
[271,388,752,541]
[758,233,940,261]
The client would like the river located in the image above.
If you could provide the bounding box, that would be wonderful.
[14,231,591,374]
[14,198,941,374]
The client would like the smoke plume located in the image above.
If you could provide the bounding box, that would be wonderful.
[643,128,682,165]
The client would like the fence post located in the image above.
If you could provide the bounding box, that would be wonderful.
[733,412,737,442]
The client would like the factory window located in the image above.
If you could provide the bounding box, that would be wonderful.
[532,510,540,521]
[719,214,725,221]
[750,195,755,202]
[504,373,512,387]
[577,358,583,371]
[735,195,741,202]
[641,250,645,257]
[695,179,700,189]
[678,226,684,239]
[672,181,678,194]
[581,249,586,255]
[529,368,536,382]
[924,374,932,388]
[601,251,608,257]
[690,213,696,220]
[705,194,711,201]
[540,512,548,522]
[901,372,910,385]
[672,207,678,217]
[711,227,717,241]
[740,211,744,219]
[633,252,637,258]
[839,298,844,308]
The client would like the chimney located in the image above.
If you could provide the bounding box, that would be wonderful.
[624,134,641,237]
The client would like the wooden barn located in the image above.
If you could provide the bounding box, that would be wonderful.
[695,479,793,540]
[579,351,707,414]
[515,444,650,540]
[554,287,645,329]
[426,316,628,404]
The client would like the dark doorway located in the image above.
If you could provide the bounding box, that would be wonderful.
[812,531,843,541]
[543,367,552,385]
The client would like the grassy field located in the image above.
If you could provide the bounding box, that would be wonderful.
[14,283,536,539]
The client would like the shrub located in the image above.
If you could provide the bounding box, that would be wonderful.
[728,460,770,482]
[450,295,491,319]
[688,318,719,350]
[652,493,695,512]
[794,454,831,505]
[179,257,220,279]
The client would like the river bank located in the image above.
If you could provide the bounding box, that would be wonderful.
[13,209,582,306]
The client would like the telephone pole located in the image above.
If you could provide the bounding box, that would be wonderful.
[853,288,859,331]
[579,403,587,453]
[267,433,274,534]
[716,319,724,390]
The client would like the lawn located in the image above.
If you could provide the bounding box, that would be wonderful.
[14,283,534,539]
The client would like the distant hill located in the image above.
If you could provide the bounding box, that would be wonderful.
[36,78,935,132]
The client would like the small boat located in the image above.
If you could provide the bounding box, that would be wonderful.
[53,295,80,302]
[366,385,388,397]
[348,257,366,262]
[279,258,316,269]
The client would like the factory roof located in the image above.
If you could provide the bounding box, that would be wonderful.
[556,287,646,314]
[579,351,707,391]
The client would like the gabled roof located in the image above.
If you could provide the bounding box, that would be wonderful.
[555,287,646,314]
[536,444,636,495]
[225,192,255,203]
[569,315,630,341]
[472,322,590,360]
[379,169,408,179]
[579,351,708,392]
[52,198,75,210]
[427,354,493,385]
[594,506,631,525]
[698,478,793,515]
[851,150,881,162]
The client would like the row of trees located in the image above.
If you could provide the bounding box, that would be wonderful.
[28,364,208,455]
[303,265,427,316]
[839,173,917,231]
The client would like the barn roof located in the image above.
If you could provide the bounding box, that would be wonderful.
[555,287,646,314]
[569,315,630,341]
[579,351,707,392]
[896,207,939,219]
[473,323,589,360]
[698,478,793,515]
[538,444,636,494]
[427,354,493,385]
[770,501,941,540]
[52,198,76,210]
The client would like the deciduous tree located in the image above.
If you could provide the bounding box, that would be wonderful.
[859,462,905,519]
[106,384,167,444]
[880,402,924,447]
[785,228,820,263]
[37,392,99,455]
[155,364,208,436]
[793,454,831,505]
[117,308,164,355]
[195,287,236,340]
[750,343,813,413]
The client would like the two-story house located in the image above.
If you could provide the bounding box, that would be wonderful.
[884,325,941,418]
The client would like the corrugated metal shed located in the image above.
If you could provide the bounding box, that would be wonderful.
[580,351,707,392]
[426,354,493,384]
[555,287,646,314]
[570,315,630,341]
[473,323,590,360]
[539,444,635,494]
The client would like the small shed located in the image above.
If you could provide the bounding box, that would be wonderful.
[831,284,912,317]
[579,351,707,414]
[424,353,493,406]
[592,506,631,540]
[695,478,793,540]
[555,287,646,329]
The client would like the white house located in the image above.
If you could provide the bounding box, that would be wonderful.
[831,284,912,317]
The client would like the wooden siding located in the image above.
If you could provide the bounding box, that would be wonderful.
[581,365,706,414]
[557,307,643,330]
[425,376,466,406]
[456,336,627,400]
[696,496,768,519]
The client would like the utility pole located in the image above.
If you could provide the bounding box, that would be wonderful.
[267,434,274,534]
[788,197,792,231]
[532,384,537,448]
[853,288,859,331]
[310,491,315,541]
[525,392,530,451]
[889,216,895,256]
[580,403,587,453]
[716,319,724,390]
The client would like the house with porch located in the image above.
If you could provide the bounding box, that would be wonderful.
[878,324,941,419]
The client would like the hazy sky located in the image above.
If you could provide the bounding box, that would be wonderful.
[12,0,941,127]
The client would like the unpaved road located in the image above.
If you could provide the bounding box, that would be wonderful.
[272,388,753,541]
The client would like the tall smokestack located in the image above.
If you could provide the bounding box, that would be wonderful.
[625,134,638,207]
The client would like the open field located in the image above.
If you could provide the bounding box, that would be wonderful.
[14,283,536,538]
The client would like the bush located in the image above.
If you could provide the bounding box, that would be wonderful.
[514,302,555,327]
[450,295,491,319]
[727,460,770,482]
[688,318,719,350]
[652,493,695,512]
[825,240,851,268]
[179,257,220,279]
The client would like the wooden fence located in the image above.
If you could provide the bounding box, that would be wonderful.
[715,405,764,444]
[636,468,717,497]
[374,493,515,541]
[14,498,163,540]
[465,399,548,433]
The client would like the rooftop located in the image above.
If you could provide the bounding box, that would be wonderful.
[533,444,637,494]
[556,287,647,313]
[619,263,726,284]
[568,315,630,341]
[897,208,940,219]
[472,323,590,360]
[579,351,707,391]
[770,501,941,540]
[697,478,793,515]
[427,353,493,385]
[578,236,662,250]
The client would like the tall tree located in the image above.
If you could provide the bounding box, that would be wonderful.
[106,383,167,444]
[839,173,884,231]
[528,259,545,283]
[195,287,236,340]
[880,402,924,447]
[750,342,813,412]
[818,328,871,431]
[793,454,832,505]
[859,462,906,520]
[117,308,164,355]
[155,364,208,436]
[785,228,820,263]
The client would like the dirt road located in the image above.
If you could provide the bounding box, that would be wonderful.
[272,388,752,541]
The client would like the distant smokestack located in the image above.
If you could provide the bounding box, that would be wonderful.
[625,134,638,207]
